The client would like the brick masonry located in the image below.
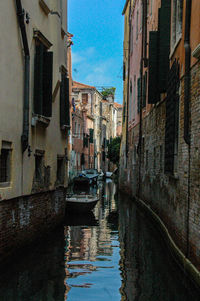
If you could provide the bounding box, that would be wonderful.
[0,188,65,265]
[119,60,200,270]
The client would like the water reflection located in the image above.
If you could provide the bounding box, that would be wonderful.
[0,227,65,301]
[64,180,121,300]
[118,196,200,301]
[0,182,199,300]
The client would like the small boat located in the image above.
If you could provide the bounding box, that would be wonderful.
[81,169,99,184]
[73,174,90,187]
[105,171,113,178]
[66,193,99,212]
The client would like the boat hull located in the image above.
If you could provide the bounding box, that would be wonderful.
[66,195,99,212]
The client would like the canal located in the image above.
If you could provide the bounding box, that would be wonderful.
[0,181,199,300]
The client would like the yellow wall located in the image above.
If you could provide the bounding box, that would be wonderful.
[0,0,69,200]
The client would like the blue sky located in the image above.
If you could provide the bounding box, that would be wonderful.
[68,0,125,104]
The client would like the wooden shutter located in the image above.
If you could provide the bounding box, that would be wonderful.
[60,73,70,127]
[64,76,70,126]
[137,77,141,113]
[43,51,53,117]
[34,43,44,115]
[158,2,171,93]
[60,74,65,126]
[148,31,159,104]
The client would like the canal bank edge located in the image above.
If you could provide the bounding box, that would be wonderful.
[0,188,66,266]
[135,197,200,289]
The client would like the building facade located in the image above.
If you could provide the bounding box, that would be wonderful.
[120,0,200,271]
[0,0,70,263]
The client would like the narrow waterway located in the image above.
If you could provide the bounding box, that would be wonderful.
[0,181,199,300]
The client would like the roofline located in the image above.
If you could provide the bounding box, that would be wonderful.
[122,0,130,15]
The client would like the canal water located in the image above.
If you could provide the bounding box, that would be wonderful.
[0,181,200,300]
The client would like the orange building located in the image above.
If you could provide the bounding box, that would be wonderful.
[120,0,200,275]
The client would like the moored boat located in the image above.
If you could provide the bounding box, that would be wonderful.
[66,193,99,212]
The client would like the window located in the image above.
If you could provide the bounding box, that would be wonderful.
[151,0,153,15]
[133,76,136,119]
[137,77,141,113]
[78,124,80,138]
[130,25,134,54]
[160,145,163,172]
[34,38,53,117]
[153,147,156,173]
[60,71,70,128]
[82,93,88,104]
[165,60,180,174]
[35,153,43,181]
[123,62,126,81]
[146,150,149,169]
[0,142,12,184]
[74,122,77,136]
[172,0,183,48]
[57,156,65,185]
[136,10,139,40]
[89,129,94,143]
[129,80,132,122]
[142,72,147,108]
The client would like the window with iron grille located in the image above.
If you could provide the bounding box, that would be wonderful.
[0,149,11,183]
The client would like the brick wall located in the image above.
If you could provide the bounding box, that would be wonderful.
[119,61,200,270]
[0,188,65,265]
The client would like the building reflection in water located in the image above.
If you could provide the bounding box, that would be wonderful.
[118,195,200,301]
[64,181,121,300]
[1,182,199,300]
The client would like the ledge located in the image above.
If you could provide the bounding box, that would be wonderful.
[61,125,70,132]
[39,0,51,15]
[33,29,52,49]
[0,182,11,188]
[32,114,50,128]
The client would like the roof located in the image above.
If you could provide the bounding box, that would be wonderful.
[72,81,95,90]
[114,102,123,109]
[122,0,130,15]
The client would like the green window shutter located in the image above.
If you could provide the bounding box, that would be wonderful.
[60,74,70,127]
[60,74,65,126]
[34,43,43,115]
[89,129,94,143]
[43,51,53,117]
[137,77,141,113]
[158,2,171,93]
[142,72,147,108]
[148,31,159,104]
[64,76,70,126]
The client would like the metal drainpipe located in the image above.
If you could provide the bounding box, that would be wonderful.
[137,0,145,198]
[184,0,192,258]
[15,0,30,153]
[125,1,132,167]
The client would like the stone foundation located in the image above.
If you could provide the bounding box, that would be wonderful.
[0,188,65,265]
